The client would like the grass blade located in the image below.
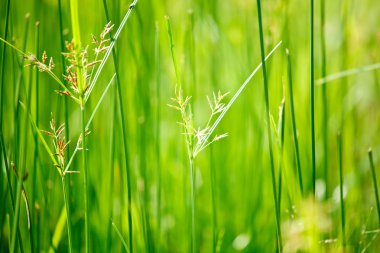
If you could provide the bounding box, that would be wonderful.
[286,49,303,194]
[316,62,380,85]
[64,74,115,172]
[256,0,282,249]
[85,0,138,100]
[310,0,316,197]
[112,221,130,253]
[337,132,346,247]
[194,41,282,156]
[368,148,380,226]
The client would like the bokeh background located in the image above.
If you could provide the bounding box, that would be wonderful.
[1,0,380,252]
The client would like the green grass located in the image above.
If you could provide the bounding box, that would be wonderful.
[1,0,380,252]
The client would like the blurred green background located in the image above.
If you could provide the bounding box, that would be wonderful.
[1,0,380,252]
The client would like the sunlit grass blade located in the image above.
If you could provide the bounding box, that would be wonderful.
[368,148,380,226]
[316,62,380,85]
[100,2,134,251]
[194,41,282,156]
[112,221,131,253]
[85,0,138,101]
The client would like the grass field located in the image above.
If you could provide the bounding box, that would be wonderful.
[1,0,380,252]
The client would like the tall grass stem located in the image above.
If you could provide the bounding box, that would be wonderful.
[256,0,282,249]
[286,49,303,194]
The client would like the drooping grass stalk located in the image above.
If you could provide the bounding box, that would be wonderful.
[256,0,282,250]
[337,132,346,247]
[154,22,162,249]
[101,1,135,252]
[286,49,303,194]
[320,0,329,199]
[22,74,115,252]
[368,148,380,225]
[310,0,316,196]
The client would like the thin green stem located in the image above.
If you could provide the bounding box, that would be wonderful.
[337,132,346,247]
[194,41,282,156]
[0,129,24,253]
[112,221,131,253]
[166,16,182,90]
[101,1,133,252]
[0,1,11,226]
[189,158,196,253]
[209,147,217,253]
[57,0,71,203]
[256,0,282,250]
[286,49,303,194]
[154,22,162,249]
[31,21,40,253]
[310,0,316,197]
[69,0,85,94]
[320,0,328,199]
[85,0,138,101]
[0,0,10,125]
[368,148,380,226]
[316,62,380,85]
[107,88,117,252]
[61,176,73,253]
[80,105,89,253]
[277,98,285,216]
[11,16,33,252]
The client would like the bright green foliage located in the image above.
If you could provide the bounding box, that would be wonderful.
[1,0,380,252]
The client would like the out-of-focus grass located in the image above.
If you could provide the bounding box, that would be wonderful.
[1,0,380,252]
